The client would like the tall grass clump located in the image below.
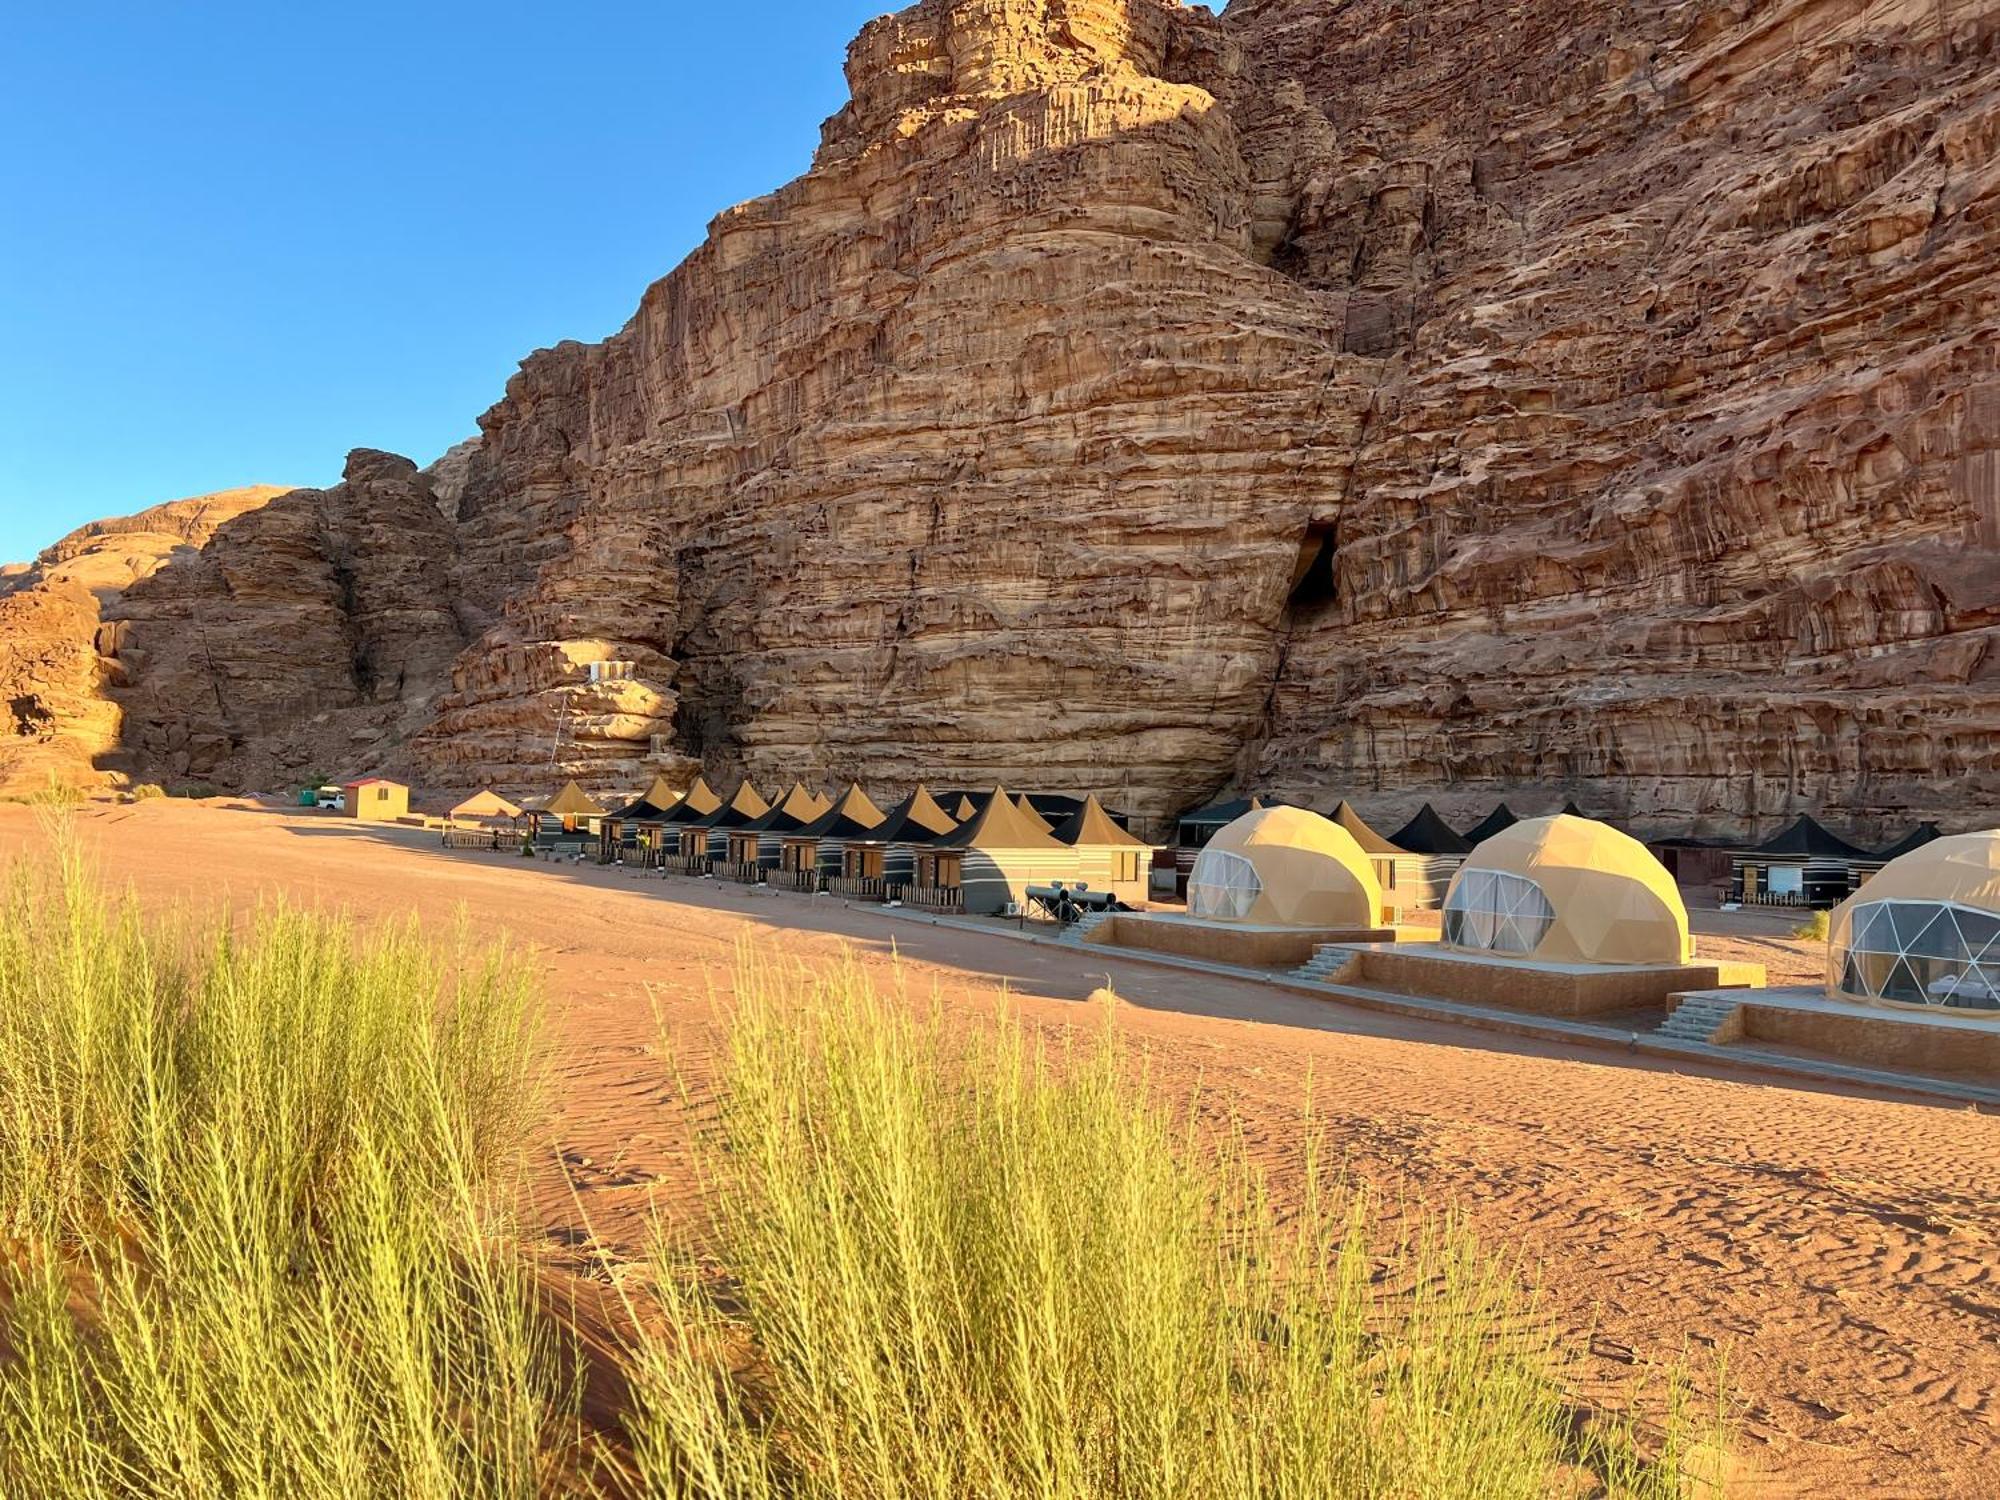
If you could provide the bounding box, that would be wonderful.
[0,816,570,1498]
[629,951,1722,1500]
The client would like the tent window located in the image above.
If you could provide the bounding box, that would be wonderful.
[1443,870,1555,955]
[1832,900,2000,1010]
[1188,849,1261,920]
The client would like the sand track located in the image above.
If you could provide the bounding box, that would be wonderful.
[5,801,1995,1495]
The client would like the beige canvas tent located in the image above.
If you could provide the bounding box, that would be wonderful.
[1826,831,2000,1013]
[781,783,887,891]
[1440,815,1690,965]
[839,784,960,899]
[913,784,1078,915]
[449,789,522,827]
[540,780,604,834]
[1186,807,1383,928]
[723,782,833,881]
[1048,794,1151,904]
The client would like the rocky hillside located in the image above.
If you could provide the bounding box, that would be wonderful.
[0,486,294,792]
[6,0,1997,836]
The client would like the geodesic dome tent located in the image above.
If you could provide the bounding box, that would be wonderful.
[1826,832,2000,1014]
[1440,815,1690,965]
[1185,806,1383,927]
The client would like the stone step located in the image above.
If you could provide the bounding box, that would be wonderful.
[1658,996,1743,1043]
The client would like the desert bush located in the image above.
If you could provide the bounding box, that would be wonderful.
[0,817,570,1498]
[626,951,1722,1500]
[129,782,165,800]
[1793,910,1831,942]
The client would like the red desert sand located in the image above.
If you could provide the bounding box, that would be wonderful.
[5,799,1995,1496]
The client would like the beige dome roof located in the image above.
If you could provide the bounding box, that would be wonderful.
[1827,832,2000,1013]
[1187,806,1383,928]
[1442,815,1690,965]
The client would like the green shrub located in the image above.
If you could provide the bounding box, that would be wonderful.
[626,949,1723,1500]
[0,817,569,1498]
[1793,910,1831,942]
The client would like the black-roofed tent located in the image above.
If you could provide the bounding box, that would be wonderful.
[837,785,960,900]
[1731,813,1878,909]
[1460,803,1520,846]
[914,785,1080,915]
[1379,803,1474,909]
[1873,822,1945,862]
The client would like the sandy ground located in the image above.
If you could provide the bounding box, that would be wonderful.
[5,800,1996,1496]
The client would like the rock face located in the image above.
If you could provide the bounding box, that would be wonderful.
[7,0,1999,836]
[0,487,293,791]
[102,451,480,791]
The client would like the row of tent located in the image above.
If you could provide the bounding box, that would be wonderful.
[474,773,1155,913]
[1176,795,1946,862]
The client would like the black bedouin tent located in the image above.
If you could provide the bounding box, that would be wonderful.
[1460,803,1519,844]
[1746,813,1875,861]
[1871,822,1944,862]
[1387,803,1474,856]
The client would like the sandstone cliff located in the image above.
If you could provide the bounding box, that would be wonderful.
[6,0,1997,837]
[0,486,293,791]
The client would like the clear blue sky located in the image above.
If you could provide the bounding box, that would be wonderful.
[0,0,889,562]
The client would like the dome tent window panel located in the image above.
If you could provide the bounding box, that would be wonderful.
[1444,870,1555,955]
[1833,900,2000,1012]
[1188,849,1261,920]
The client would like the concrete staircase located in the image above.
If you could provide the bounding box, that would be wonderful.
[1290,944,1353,984]
[1058,910,1114,946]
[1658,993,1744,1044]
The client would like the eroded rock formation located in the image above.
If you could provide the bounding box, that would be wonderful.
[0,486,293,791]
[4,0,1997,837]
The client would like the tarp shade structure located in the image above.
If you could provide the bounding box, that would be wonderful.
[937,786,1066,851]
[450,789,522,821]
[740,781,833,834]
[1460,803,1519,845]
[1186,807,1383,927]
[688,779,770,833]
[1749,814,1874,861]
[795,783,887,841]
[1872,822,1945,862]
[1326,800,1404,855]
[1049,794,1149,849]
[543,781,604,819]
[866,785,962,846]
[1441,815,1690,965]
[1387,804,1474,856]
[1827,831,2000,1013]
[1013,795,1054,834]
[659,776,723,825]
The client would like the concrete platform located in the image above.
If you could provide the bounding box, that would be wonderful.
[1086,911,1395,969]
[1323,942,1764,1019]
[1669,986,2000,1080]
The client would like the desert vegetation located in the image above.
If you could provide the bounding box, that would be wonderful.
[0,822,1723,1497]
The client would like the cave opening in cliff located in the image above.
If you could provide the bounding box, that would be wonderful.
[1286,523,1339,615]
